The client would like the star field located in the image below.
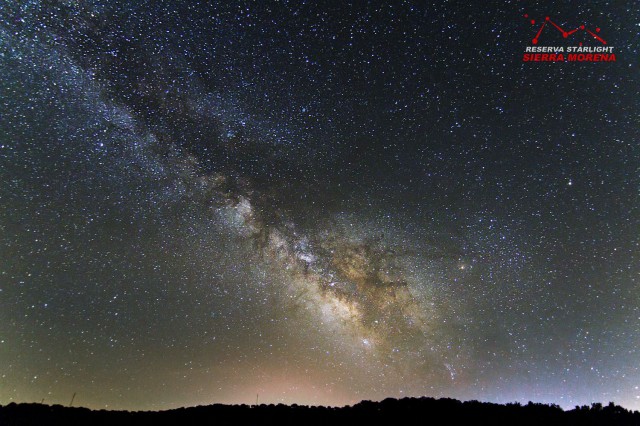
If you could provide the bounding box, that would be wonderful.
[0,0,639,411]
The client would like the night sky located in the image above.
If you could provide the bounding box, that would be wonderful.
[1,0,639,412]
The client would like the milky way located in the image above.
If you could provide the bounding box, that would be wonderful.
[1,0,639,411]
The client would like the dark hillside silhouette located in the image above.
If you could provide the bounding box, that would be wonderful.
[1,397,639,426]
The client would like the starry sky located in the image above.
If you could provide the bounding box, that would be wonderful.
[1,0,639,412]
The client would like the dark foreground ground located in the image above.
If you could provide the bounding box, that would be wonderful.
[2,397,640,426]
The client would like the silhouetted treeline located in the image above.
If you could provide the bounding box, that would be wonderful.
[1,397,639,426]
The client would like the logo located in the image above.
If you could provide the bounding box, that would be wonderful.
[521,13,616,62]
